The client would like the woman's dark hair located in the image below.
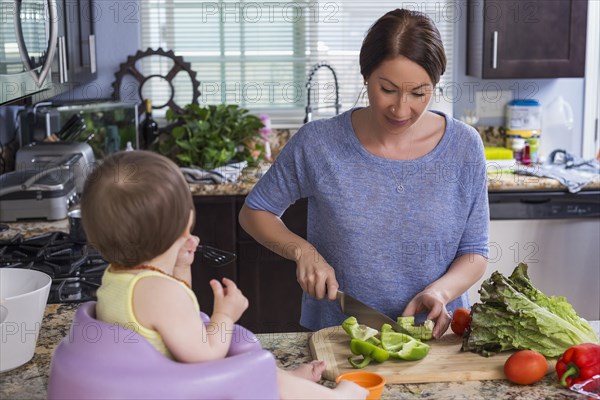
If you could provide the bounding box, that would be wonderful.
[81,151,194,267]
[359,9,446,85]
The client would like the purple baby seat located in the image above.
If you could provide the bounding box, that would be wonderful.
[47,302,280,399]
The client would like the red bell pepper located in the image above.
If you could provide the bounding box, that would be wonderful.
[555,343,600,387]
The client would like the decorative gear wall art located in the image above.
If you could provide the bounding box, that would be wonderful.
[112,48,200,115]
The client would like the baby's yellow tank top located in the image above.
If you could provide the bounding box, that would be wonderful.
[96,266,200,359]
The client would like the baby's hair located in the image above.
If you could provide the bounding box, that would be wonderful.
[81,151,194,267]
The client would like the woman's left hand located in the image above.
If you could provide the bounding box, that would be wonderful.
[402,289,451,339]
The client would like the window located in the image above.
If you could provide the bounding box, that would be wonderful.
[140,0,456,126]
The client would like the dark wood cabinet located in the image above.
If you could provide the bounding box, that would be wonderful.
[236,197,308,333]
[467,0,588,78]
[190,196,308,333]
[190,196,237,320]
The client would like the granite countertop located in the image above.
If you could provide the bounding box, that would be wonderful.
[486,172,600,192]
[0,219,69,239]
[189,167,600,196]
[1,303,596,400]
[189,175,600,196]
[187,146,600,195]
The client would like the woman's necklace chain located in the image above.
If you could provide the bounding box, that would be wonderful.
[380,134,416,194]
[127,264,192,289]
[362,108,417,194]
[382,149,405,193]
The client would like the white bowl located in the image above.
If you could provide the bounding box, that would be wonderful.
[0,269,52,372]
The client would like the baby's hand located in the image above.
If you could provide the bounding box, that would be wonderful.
[175,235,200,269]
[210,278,249,323]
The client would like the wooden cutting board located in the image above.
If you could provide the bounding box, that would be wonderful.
[309,326,556,383]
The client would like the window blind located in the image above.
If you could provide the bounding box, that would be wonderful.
[140,0,456,126]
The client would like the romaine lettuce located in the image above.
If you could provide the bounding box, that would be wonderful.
[462,263,599,357]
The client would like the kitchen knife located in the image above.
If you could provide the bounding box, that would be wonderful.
[336,290,411,335]
[63,119,86,142]
[55,114,81,141]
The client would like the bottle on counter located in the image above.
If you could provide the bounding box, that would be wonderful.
[521,143,532,166]
[527,137,540,164]
[140,99,159,150]
[511,138,526,163]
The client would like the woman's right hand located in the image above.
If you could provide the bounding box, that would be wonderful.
[296,245,339,300]
[210,278,248,323]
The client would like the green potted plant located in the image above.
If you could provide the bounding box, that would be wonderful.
[159,104,266,169]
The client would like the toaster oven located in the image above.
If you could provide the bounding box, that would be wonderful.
[0,154,80,222]
[15,142,95,194]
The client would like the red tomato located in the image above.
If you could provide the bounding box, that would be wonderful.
[504,350,548,385]
[450,308,470,336]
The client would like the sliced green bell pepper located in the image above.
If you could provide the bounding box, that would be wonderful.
[348,356,372,369]
[396,316,435,341]
[366,336,381,346]
[347,339,390,369]
[380,323,413,352]
[341,316,378,342]
[388,338,430,361]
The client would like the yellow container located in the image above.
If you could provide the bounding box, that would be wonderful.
[505,129,540,139]
[484,146,514,160]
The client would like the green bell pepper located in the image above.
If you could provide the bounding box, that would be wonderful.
[341,316,378,342]
[388,338,430,361]
[348,339,390,368]
[380,323,413,352]
[381,323,430,360]
[396,316,435,341]
[366,336,381,346]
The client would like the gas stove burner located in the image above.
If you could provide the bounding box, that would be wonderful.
[0,231,109,303]
[1,231,92,277]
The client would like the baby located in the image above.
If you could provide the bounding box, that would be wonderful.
[80,151,366,400]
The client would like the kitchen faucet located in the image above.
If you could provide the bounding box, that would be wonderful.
[304,62,341,124]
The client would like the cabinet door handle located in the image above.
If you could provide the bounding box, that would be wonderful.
[58,37,66,83]
[520,198,551,204]
[89,34,97,74]
[492,31,498,69]
[61,37,68,83]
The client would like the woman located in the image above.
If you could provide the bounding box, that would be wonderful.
[239,9,489,338]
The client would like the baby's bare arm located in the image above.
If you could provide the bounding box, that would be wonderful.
[133,277,246,362]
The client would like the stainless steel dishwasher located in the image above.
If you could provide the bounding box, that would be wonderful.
[467,190,600,320]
